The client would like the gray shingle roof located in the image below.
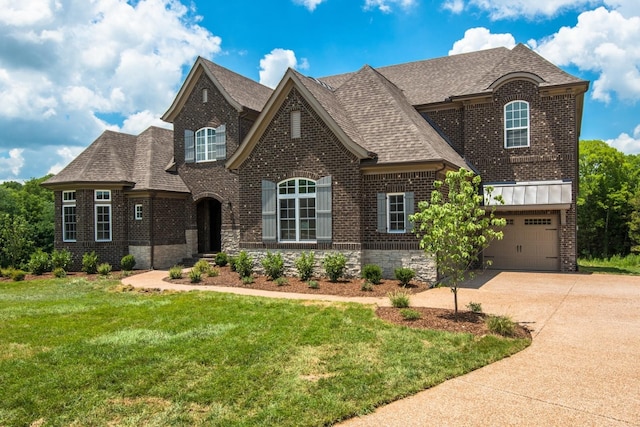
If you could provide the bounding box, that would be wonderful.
[43,127,189,193]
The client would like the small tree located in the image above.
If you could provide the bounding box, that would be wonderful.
[410,168,505,315]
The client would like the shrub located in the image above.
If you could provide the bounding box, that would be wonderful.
[242,275,254,285]
[193,259,212,275]
[275,277,288,286]
[120,254,136,271]
[235,251,254,279]
[0,268,11,278]
[28,250,51,275]
[486,315,516,337]
[51,249,73,271]
[228,256,237,272]
[97,263,112,276]
[262,251,284,280]
[307,280,319,289]
[169,265,183,279]
[394,267,415,287]
[466,301,483,313]
[214,252,228,267]
[400,308,422,320]
[295,251,315,281]
[189,269,202,283]
[362,264,382,284]
[208,267,220,277]
[11,269,26,281]
[388,290,411,308]
[53,267,67,278]
[361,281,374,291]
[323,253,347,282]
[82,251,99,274]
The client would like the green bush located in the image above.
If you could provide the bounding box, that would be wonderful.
[323,253,347,282]
[228,256,237,272]
[168,265,183,279]
[189,269,202,283]
[362,264,382,284]
[307,280,319,289]
[193,259,212,275]
[388,290,411,308]
[262,251,284,280]
[275,277,288,286]
[51,249,73,271]
[82,251,99,274]
[242,275,254,285]
[394,267,415,287]
[11,269,26,281]
[120,254,136,271]
[97,263,112,276]
[208,267,220,277]
[53,267,67,278]
[28,249,51,275]
[361,281,374,291]
[295,251,315,281]
[215,252,228,267]
[466,301,483,313]
[235,251,254,279]
[486,315,516,337]
[400,308,422,320]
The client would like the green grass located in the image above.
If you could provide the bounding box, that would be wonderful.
[578,253,640,275]
[0,278,530,426]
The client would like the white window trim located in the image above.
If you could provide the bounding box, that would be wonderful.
[195,125,226,162]
[387,193,406,233]
[62,190,76,202]
[277,178,317,243]
[95,204,112,242]
[62,204,77,242]
[135,204,143,220]
[504,100,530,149]
[95,189,111,201]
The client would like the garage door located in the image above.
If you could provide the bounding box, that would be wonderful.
[484,215,559,271]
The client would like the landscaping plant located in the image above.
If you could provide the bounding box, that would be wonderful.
[214,252,228,267]
[362,264,383,284]
[120,254,136,272]
[394,267,415,287]
[234,251,253,279]
[323,253,347,282]
[82,251,99,274]
[295,251,315,281]
[261,251,284,280]
[51,249,73,271]
[388,290,411,308]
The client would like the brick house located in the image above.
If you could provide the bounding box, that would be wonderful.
[44,44,588,279]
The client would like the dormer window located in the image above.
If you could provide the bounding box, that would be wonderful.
[504,101,530,148]
[185,124,226,163]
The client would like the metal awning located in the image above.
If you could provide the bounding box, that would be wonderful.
[484,180,572,211]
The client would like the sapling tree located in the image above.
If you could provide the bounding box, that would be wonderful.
[410,168,505,315]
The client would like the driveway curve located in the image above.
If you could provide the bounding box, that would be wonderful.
[123,271,640,426]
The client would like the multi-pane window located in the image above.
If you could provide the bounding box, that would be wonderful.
[135,204,143,220]
[504,101,530,148]
[388,193,406,233]
[62,191,76,242]
[95,190,111,201]
[95,205,111,242]
[278,178,316,242]
[195,125,226,162]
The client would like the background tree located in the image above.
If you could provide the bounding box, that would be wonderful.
[410,168,506,315]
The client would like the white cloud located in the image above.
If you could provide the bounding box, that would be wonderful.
[0,149,25,177]
[364,0,416,13]
[292,0,326,11]
[535,7,640,103]
[449,27,516,55]
[604,0,640,18]
[120,110,173,135]
[47,146,86,175]
[259,49,307,88]
[0,0,222,180]
[606,125,640,154]
[448,0,598,19]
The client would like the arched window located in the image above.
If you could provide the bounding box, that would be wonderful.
[504,101,529,148]
[194,124,226,162]
[278,178,316,242]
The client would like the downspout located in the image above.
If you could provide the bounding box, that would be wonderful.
[149,192,155,269]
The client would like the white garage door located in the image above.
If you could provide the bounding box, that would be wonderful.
[484,215,560,271]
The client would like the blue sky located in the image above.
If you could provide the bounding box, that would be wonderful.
[1,0,639,182]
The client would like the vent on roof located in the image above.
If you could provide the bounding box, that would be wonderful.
[310,77,333,91]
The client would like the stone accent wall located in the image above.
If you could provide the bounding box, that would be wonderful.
[222,228,240,255]
[363,250,436,283]
[129,246,151,270]
[154,244,190,269]
[244,249,362,279]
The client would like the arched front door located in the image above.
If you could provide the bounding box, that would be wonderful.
[196,198,222,253]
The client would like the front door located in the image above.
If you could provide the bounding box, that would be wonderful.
[197,199,222,253]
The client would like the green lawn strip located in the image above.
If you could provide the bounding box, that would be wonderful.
[0,279,529,426]
[578,255,640,275]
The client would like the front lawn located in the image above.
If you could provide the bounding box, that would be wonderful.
[0,278,529,426]
[578,254,640,275]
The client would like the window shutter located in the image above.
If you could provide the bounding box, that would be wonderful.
[215,124,226,160]
[377,193,387,233]
[404,191,414,233]
[184,129,195,163]
[316,176,332,243]
[262,180,277,242]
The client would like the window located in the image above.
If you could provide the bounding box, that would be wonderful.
[525,218,552,225]
[504,101,529,148]
[262,177,332,243]
[194,125,226,162]
[62,191,76,242]
[291,110,301,139]
[202,88,208,103]
[95,205,112,242]
[377,192,414,233]
[135,204,143,220]
[95,190,111,201]
[278,178,316,241]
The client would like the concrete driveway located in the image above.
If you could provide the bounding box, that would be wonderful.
[340,272,640,426]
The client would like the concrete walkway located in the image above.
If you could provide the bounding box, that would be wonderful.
[123,270,640,426]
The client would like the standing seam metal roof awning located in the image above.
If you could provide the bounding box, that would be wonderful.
[484,181,572,210]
